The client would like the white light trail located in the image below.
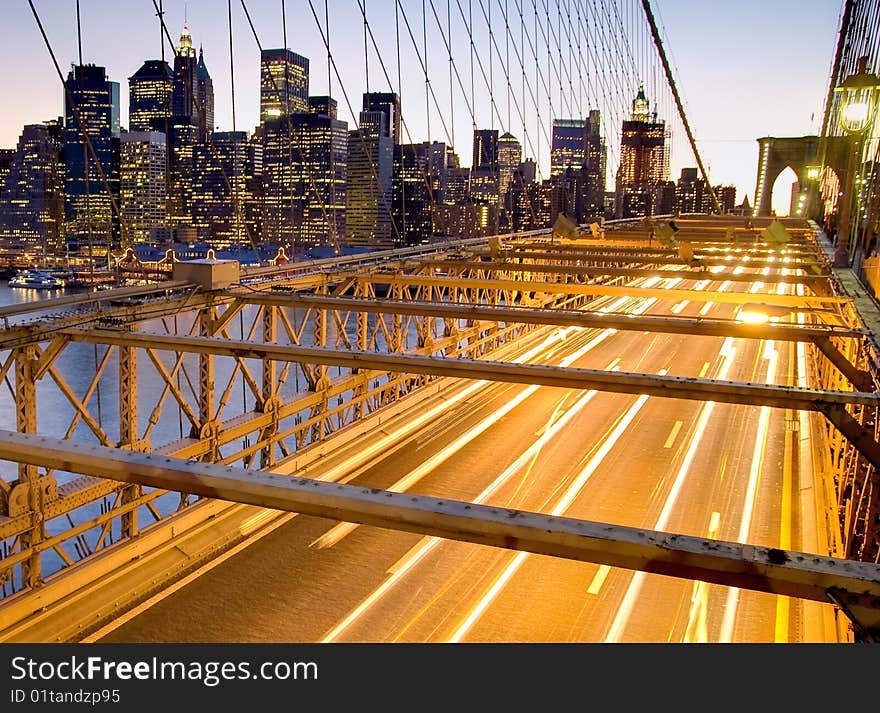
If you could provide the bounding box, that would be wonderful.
[603,337,738,642]
[310,328,619,549]
[448,380,659,643]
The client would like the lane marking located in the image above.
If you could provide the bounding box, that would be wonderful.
[683,512,720,643]
[663,421,683,449]
[448,387,656,642]
[604,338,737,642]
[310,333,619,550]
[719,340,779,643]
[587,565,611,595]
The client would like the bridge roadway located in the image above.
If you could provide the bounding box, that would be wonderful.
[92,267,838,643]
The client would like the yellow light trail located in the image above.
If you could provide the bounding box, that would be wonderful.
[447,381,660,643]
[683,511,720,643]
[309,326,620,549]
[604,337,738,642]
[318,362,616,642]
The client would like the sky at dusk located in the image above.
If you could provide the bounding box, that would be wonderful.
[2,1,846,213]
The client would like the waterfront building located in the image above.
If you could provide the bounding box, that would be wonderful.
[0,121,65,254]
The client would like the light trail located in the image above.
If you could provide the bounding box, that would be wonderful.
[309,327,620,549]
[603,337,738,642]
[683,511,720,643]
[318,360,619,642]
[718,282,785,642]
[446,381,660,643]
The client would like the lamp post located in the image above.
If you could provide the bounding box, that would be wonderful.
[832,56,880,268]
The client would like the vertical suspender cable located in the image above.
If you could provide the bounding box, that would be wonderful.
[448,0,455,150]
[324,0,337,245]
[228,0,242,242]
[640,0,720,213]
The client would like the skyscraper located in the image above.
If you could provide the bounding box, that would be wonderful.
[196,48,215,139]
[64,64,121,252]
[171,24,198,125]
[549,112,607,221]
[168,24,212,229]
[346,95,396,247]
[260,49,309,122]
[120,131,167,244]
[346,136,393,247]
[615,86,673,219]
[289,108,348,249]
[472,129,499,171]
[470,129,500,205]
[128,60,173,133]
[191,131,255,248]
[0,150,13,199]
[393,144,433,245]
[0,121,64,253]
[362,93,402,144]
[497,132,522,197]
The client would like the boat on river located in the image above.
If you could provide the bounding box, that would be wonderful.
[8,270,66,289]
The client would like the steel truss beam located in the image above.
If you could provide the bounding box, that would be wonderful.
[62,327,879,411]
[478,249,826,269]
[232,293,866,343]
[62,328,880,470]
[417,259,831,287]
[335,273,846,309]
[0,429,877,639]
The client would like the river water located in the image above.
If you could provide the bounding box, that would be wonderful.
[0,281,320,584]
[0,280,424,588]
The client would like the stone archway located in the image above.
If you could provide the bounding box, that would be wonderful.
[753,135,850,217]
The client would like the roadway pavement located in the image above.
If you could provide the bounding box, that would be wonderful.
[96,262,839,643]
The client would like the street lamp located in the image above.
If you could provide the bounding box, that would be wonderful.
[832,56,880,268]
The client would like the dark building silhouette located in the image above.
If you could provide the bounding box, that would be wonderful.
[64,64,121,252]
[0,121,65,253]
[549,112,607,222]
[196,48,214,138]
[309,95,337,119]
[674,167,706,214]
[471,129,500,205]
[716,185,737,214]
[0,150,13,200]
[392,144,435,245]
[128,60,173,133]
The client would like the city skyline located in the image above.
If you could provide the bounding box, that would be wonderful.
[3,1,845,212]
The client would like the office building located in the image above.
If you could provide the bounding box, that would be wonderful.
[64,64,121,251]
[498,132,522,197]
[0,121,65,253]
[128,59,173,133]
[615,86,673,219]
[120,130,167,243]
[260,48,309,122]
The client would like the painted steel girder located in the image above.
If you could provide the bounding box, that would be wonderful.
[0,429,878,639]
[231,293,866,343]
[333,273,847,310]
[62,328,880,470]
[415,258,831,287]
